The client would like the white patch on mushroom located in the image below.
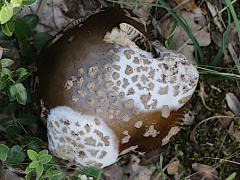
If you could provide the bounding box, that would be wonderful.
[143,125,160,138]
[47,106,119,168]
[119,145,138,155]
[161,127,180,146]
[103,25,199,113]
[108,45,199,113]
[121,130,131,144]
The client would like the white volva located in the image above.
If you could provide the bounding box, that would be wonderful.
[47,106,119,167]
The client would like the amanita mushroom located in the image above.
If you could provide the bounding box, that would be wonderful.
[38,8,199,168]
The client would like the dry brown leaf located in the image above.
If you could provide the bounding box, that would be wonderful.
[167,157,184,179]
[191,163,218,180]
[159,8,210,64]
[121,0,154,20]
[175,0,196,12]
[0,169,24,180]
[122,155,153,180]
[229,122,240,143]
[103,164,123,180]
[205,0,223,32]
[226,93,240,115]
[140,148,168,166]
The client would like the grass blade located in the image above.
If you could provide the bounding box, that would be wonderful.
[211,9,231,66]
[225,0,240,40]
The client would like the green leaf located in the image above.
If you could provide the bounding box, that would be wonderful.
[29,160,39,168]
[13,7,22,16]
[1,18,15,37]
[15,19,31,40]
[6,145,25,167]
[39,154,52,164]
[36,164,44,178]
[27,149,38,161]
[39,150,48,155]
[79,166,102,180]
[2,67,13,77]
[9,84,17,101]
[33,32,52,51]
[25,171,33,180]
[17,114,37,125]
[15,83,27,105]
[22,14,39,30]
[5,125,23,140]
[11,0,22,7]
[0,74,8,91]
[18,39,36,58]
[25,165,34,174]
[0,4,13,24]
[0,58,14,67]
[22,0,36,6]
[0,144,9,161]
[16,67,30,82]
[22,136,43,151]
[226,172,236,180]
[46,166,64,180]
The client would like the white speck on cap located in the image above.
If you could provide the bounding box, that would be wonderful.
[47,106,119,168]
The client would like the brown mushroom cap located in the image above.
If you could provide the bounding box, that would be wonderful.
[39,7,198,167]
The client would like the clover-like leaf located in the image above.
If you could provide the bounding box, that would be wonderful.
[27,149,38,161]
[39,154,52,164]
[0,144,9,161]
[29,160,39,168]
[36,163,44,178]
[6,145,25,167]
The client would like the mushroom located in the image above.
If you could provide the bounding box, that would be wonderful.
[38,7,199,168]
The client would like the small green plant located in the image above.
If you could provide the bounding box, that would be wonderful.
[0,58,30,105]
[174,144,184,157]
[77,166,103,180]
[0,144,9,161]
[0,0,37,37]
[25,149,52,179]
[0,144,26,168]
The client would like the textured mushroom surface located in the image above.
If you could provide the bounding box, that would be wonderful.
[39,8,199,168]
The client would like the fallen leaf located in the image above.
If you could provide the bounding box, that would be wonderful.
[226,93,240,115]
[121,0,155,21]
[191,163,218,180]
[159,8,210,64]
[229,122,240,143]
[167,157,184,179]
[140,148,168,166]
[175,0,196,12]
[122,155,153,180]
[0,168,25,180]
[103,164,123,180]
